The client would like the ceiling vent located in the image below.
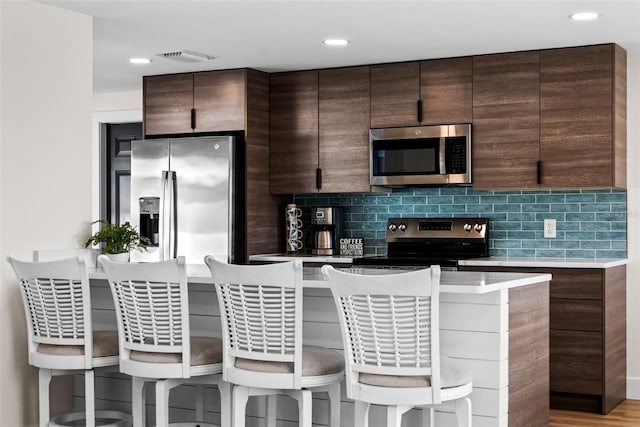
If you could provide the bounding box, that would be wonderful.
[156,50,215,63]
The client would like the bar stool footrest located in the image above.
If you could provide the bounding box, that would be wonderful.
[50,410,132,427]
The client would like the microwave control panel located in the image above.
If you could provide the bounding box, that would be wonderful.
[445,136,467,174]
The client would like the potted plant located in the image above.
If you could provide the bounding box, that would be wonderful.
[84,219,150,262]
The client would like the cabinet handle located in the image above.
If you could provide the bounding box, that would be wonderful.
[191,108,196,130]
[537,160,542,185]
[316,168,322,190]
[417,100,423,123]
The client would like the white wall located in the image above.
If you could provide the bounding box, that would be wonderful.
[0,1,92,425]
[625,45,640,398]
[93,90,142,113]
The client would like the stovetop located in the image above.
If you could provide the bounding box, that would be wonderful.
[353,217,489,268]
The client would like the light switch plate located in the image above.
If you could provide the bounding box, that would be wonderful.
[544,219,556,238]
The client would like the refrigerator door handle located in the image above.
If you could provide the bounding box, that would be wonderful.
[167,171,177,259]
[161,170,174,261]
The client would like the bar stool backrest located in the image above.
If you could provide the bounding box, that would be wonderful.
[322,265,442,404]
[205,257,304,389]
[7,255,94,369]
[99,255,191,378]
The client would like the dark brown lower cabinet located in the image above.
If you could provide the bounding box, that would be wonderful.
[460,265,626,414]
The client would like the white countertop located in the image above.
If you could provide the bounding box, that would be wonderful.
[303,267,551,293]
[89,264,550,294]
[459,257,628,269]
[250,253,627,269]
[249,253,353,263]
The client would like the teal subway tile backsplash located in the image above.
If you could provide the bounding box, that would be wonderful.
[294,188,627,259]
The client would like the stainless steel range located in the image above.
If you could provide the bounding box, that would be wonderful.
[353,217,489,270]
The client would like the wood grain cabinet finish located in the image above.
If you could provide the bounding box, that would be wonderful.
[319,66,371,193]
[371,58,472,128]
[370,62,420,128]
[270,67,371,194]
[472,51,540,189]
[472,43,626,189]
[269,70,319,194]
[144,73,194,135]
[193,70,245,132]
[420,56,473,125]
[540,44,626,188]
[460,265,626,414]
[144,69,246,136]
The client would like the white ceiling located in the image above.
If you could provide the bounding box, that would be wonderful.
[38,0,640,94]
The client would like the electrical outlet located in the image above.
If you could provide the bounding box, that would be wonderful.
[544,219,556,238]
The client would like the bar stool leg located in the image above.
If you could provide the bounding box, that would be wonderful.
[266,395,277,427]
[155,380,171,427]
[131,377,146,427]
[218,381,231,427]
[232,386,249,427]
[327,382,341,427]
[84,369,96,427]
[354,401,371,427]
[39,369,52,427]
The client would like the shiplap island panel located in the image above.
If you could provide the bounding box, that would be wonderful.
[84,266,550,427]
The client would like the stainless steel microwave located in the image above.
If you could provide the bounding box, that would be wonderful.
[370,124,472,186]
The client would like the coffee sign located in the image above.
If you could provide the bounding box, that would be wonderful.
[340,238,364,257]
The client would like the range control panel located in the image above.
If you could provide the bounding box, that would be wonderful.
[386,217,489,241]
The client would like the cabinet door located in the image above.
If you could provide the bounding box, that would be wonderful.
[319,66,370,193]
[420,57,472,125]
[540,45,613,188]
[472,52,540,189]
[269,71,319,194]
[370,62,420,128]
[194,70,246,132]
[143,74,194,136]
[550,329,603,395]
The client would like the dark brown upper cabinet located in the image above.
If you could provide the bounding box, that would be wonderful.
[144,73,194,135]
[144,70,245,136]
[319,66,371,193]
[370,57,472,128]
[472,44,626,189]
[270,67,371,194]
[269,70,319,194]
[193,70,245,132]
[473,51,541,189]
[539,44,626,188]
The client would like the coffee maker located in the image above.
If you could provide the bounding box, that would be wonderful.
[310,207,343,256]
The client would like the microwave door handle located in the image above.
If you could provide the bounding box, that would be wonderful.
[439,138,447,174]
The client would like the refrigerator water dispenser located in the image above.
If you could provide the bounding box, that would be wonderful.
[139,197,159,246]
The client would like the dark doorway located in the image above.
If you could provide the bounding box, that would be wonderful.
[105,122,142,225]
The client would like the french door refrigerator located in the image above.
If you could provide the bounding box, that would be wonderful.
[130,136,244,264]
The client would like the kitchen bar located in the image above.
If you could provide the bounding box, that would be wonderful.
[87,265,551,427]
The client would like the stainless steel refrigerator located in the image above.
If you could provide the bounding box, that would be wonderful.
[130,136,244,264]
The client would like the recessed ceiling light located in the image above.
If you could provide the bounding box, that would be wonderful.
[129,57,151,65]
[569,12,600,21]
[323,39,350,46]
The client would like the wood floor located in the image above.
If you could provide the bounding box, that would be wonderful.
[550,400,640,426]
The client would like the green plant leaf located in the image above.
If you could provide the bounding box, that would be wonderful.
[84,219,150,254]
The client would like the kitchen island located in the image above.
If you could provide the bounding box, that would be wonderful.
[87,266,551,427]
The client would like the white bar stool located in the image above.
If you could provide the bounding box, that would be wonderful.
[205,257,343,427]
[100,255,230,427]
[322,265,473,427]
[7,254,131,427]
